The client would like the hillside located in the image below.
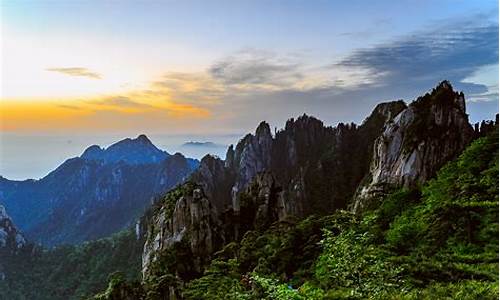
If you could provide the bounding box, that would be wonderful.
[0,135,198,246]
[95,111,498,300]
[92,82,498,299]
[0,82,496,299]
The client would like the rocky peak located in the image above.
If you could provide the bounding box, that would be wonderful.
[474,115,499,137]
[367,100,407,123]
[190,155,232,212]
[142,184,223,279]
[81,134,169,165]
[255,121,272,139]
[0,205,25,252]
[81,145,104,160]
[136,134,152,144]
[412,80,466,114]
[229,122,274,207]
[224,145,235,169]
[353,81,474,212]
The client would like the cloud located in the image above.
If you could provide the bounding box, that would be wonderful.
[339,18,392,40]
[151,72,224,105]
[204,17,499,129]
[208,49,304,90]
[335,19,499,99]
[89,96,152,108]
[46,67,102,79]
[7,17,497,134]
[56,104,81,110]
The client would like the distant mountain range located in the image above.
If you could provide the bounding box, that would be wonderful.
[0,135,198,246]
[179,141,227,160]
[181,141,224,148]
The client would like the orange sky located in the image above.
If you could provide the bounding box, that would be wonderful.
[1,1,497,136]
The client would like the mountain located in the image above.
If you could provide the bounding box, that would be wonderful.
[81,134,169,164]
[0,205,26,281]
[140,99,410,277]
[353,81,475,211]
[131,81,495,298]
[181,141,223,148]
[0,81,497,299]
[180,141,228,160]
[0,135,199,246]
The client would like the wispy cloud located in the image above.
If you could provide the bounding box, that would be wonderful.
[56,104,81,110]
[209,49,305,90]
[46,67,102,79]
[88,96,152,108]
[339,18,392,40]
[151,72,224,105]
[335,19,499,98]
[5,17,497,134]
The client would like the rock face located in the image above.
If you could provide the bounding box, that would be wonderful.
[141,100,408,279]
[0,205,25,252]
[353,81,474,212]
[142,184,223,279]
[0,135,199,246]
[0,205,25,281]
[141,82,479,289]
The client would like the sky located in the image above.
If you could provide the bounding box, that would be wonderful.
[0,0,498,179]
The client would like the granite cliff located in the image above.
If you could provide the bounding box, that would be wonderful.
[140,82,482,292]
[353,81,475,212]
[0,205,26,281]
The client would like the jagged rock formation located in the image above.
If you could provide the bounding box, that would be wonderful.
[473,114,499,138]
[353,81,475,212]
[140,82,484,294]
[0,135,198,246]
[141,99,408,279]
[0,205,25,252]
[142,185,223,278]
[0,205,25,281]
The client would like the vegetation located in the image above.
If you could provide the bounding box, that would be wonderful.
[97,127,498,299]
[3,128,497,300]
[0,229,142,300]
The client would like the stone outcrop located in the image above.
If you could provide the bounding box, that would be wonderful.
[142,185,223,278]
[353,81,475,212]
[227,121,274,214]
[0,205,25,252]
[140,81,479,287]
[238,172,299,230]
[0,205,26,281]
[141,101,407,278]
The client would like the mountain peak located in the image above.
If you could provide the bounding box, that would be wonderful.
[412,80,466,114]
[255,121,271,137]
[437,80,453,90]
[81,145,104,160]
[136,134,152,144]
[80,135,169,165]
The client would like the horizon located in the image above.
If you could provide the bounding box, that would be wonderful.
[1,91,496,181]
[1,0,499,179]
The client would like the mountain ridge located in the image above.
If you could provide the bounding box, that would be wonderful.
[0,135,198,246]
[81,134,169,165]
[138,81,489,292]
